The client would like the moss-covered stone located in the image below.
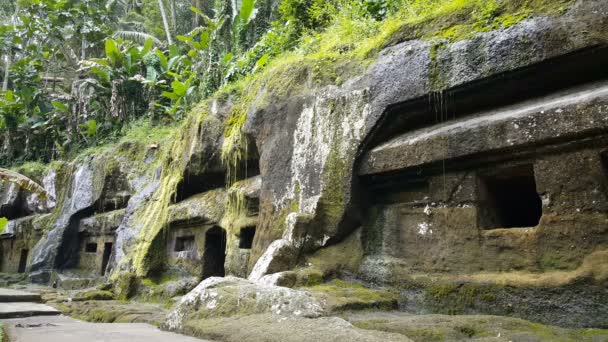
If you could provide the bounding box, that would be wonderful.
[73,289,114,301]
[348,311,608,342]
[305,279,398,312]
[113,272,138,301]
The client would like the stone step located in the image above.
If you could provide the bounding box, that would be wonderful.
[0,302,60,319]
[0,288,41,303]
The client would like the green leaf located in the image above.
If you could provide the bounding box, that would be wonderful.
[190,6,205,17]
[105,39,121,66]
[86,120,97,136]
[253,53,269,73]
[176,35,193,43]
[0,217,7,234]
[199,31,210,49]
[86,58,110,66]
[240,0,256,24]
[142,38,154,55]
[162,91,179,100]
[146,66,158,82]
[4,91,15,102]
[168,56,181,70]
[155,50,168,70]
[169,45,180,58]
[171,80,187,96]
[223,53,234,64]
[51,100,69,112]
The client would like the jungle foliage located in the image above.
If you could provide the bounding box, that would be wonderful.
[0,0,567,166]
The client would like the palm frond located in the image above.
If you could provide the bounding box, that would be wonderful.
[113,31,163,46]
[119,20,147,32]
[0,168,50,201]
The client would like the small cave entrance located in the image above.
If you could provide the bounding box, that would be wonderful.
[478,164,542,229]
[18,249,28,273]
[238,226,256,249]
[0,191,31,220]
[174,235,195,252]
[202,226,226,279]
[173,172,226,203]
[101,242,113,276]
[85,243,98,253]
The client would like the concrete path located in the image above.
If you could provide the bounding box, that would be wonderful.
[2,315,210,342]
[0,288,59,319]
[0,287,211,341]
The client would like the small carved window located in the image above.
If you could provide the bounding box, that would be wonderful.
[479,164,542,229]
[174,236,195,252]
[85,243,98,253]
[239,226,256,249]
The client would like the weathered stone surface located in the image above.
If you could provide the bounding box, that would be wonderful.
[0,182,21,217]
[179,313,412,342]
[167,189,227,225]
[29,159,108,283]
[50,299,169,326]
[244,0,608,282]
[164,276,324,331]
[1,214,48,273]
[360,82,608,175]
[347,311,608,342]
[79,209,125,235]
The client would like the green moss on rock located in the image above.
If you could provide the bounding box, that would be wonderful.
[113,272,138,301]
[73,290,115,302]
[305,279,398,311]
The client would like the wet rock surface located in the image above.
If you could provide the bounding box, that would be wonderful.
[1,0,608,340]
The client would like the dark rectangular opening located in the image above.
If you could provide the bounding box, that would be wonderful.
[203,226,226,279]
[173,172,226,203]
[174,236,195,252]
[101,242,112,276]
[479,164,542,229]
[239,226,256,249]
[18,249,28,273]
[85,243,98,253]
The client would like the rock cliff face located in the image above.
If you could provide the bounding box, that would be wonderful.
[1,0,607,336]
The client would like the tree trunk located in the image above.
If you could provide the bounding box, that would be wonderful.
[192,0,200,28]
[231,0,238,20]
[157,0,173,45]
[2,54,10,91]
[170,0,177,33]
[2,4,18,91]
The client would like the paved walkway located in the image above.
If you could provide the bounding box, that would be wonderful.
[3,315,208,342]
[0,288,211,342]
[0,288,59,319]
